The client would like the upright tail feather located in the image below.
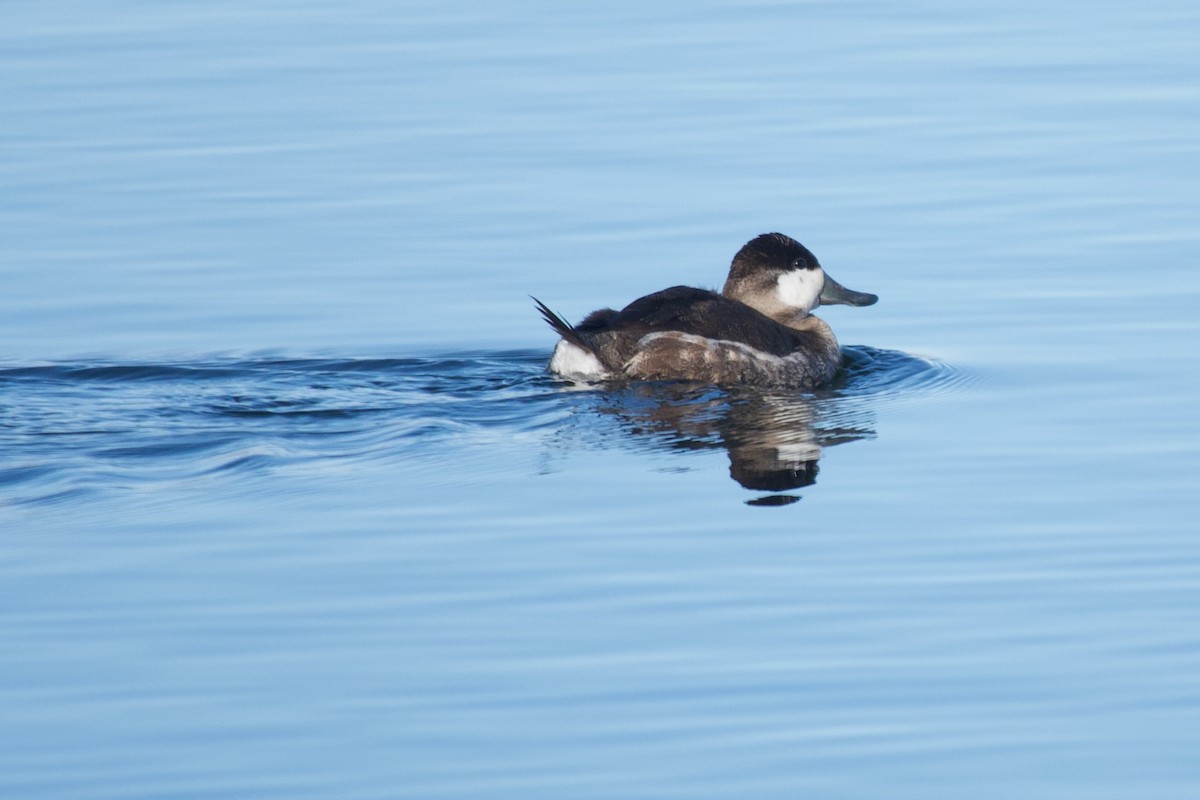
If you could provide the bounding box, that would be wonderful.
[531,296,594,353]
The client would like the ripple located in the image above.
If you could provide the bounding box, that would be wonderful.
[0,347,964,507]
[0,363,245,383]
[0,351,558,507]
[835,345,975,399]
[527,344,973,501]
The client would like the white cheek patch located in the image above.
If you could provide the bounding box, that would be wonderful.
[776,269,825,313]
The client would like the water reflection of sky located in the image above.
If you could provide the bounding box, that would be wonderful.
[4,2,1198,360]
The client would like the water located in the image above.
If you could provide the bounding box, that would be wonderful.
[3,1,1200,797]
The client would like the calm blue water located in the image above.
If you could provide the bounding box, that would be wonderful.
[4,1,1200,797]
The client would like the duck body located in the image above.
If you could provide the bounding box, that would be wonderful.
[535,233,877,389]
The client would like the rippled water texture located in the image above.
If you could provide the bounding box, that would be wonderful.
[0,348,960,507]
[4,0,1200,798]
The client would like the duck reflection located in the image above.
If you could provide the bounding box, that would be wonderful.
[586,383,875,505]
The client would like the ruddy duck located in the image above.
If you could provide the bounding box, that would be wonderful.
[534,233,877,388]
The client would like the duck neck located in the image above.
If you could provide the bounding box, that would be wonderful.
[780,312,841,356]
[771,310,824,334]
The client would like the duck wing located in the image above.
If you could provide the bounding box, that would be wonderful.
[602,286,802,357]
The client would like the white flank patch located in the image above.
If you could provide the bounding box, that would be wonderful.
[548,340,607,380]
[775,269,825,313]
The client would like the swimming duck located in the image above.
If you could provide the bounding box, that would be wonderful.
[534,232,877,388]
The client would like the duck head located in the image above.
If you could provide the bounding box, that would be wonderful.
[722,232,877,324]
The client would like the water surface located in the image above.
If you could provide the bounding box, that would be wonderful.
[3,1,1200,798]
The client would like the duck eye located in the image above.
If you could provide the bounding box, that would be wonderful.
[791,257,807,269]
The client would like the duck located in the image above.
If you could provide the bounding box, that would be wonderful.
[533,232,877,388]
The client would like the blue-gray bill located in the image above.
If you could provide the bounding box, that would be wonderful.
[819,274,878,307]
